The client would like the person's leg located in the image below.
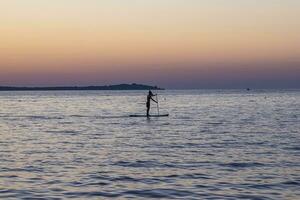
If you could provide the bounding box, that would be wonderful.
[147,106,150,116]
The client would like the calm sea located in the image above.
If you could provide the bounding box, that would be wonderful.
[0,90,299,199]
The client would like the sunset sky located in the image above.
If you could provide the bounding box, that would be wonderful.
[0,0,299,88]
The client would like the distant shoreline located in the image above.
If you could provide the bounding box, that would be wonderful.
[0,83,164,91]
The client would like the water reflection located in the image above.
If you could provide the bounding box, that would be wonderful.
[0,90,299,199]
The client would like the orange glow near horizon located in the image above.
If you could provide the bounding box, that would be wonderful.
[0,1,299,88]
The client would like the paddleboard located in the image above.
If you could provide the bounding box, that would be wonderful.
[129,114,169,117]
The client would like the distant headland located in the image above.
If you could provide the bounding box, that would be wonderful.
[0,83,164,91]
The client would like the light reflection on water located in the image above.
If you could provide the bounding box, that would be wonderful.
[0,90,299,199]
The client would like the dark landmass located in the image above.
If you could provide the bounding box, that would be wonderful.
[0,83,164,91]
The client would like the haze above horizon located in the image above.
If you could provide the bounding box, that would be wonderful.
[0,0,299,89]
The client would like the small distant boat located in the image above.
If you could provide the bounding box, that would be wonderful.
[129,114,169,118]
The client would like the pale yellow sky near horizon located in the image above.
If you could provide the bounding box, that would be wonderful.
[0,0,299,87]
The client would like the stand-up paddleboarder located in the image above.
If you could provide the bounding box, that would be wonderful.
[146,90,157,117]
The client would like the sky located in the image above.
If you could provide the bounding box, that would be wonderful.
[0,0,299,89]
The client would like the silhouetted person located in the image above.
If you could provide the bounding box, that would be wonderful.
[146,90,157,117]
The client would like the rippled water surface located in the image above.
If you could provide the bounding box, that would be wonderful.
[0,90,299,199]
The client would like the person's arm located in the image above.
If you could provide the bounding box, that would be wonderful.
[150,96,158,103]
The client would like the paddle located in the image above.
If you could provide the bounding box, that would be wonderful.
[156,94,159,115]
